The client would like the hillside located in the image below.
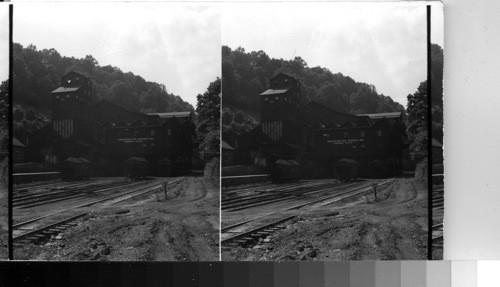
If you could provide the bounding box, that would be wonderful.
[222,45,405,139]
[13,43,194,141]
[222,46,405,117]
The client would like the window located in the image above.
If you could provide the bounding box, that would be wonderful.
[168,129,172,136]
[264,97,268,101]
[344,132,348,138]
[377,130,382,136]
[360,131,365,137]
[151,130,155,136]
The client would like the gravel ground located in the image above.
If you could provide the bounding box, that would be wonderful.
[14,176,219,261]
[0,182,7,259]
[222,177,428,261]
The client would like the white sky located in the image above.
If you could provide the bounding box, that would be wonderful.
[0,5,8,82]
[14,3,221,107]
[223,2,444,107]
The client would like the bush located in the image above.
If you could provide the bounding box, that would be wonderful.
[204,157,220,182]
[414,157,428,184]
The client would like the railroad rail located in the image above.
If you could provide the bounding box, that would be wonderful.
[13,180,143,208]
[222,180,352,211]
[13,177,183,244]
[221,179,394,247]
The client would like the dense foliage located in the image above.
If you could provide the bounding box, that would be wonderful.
[196,78,221,161]
[13,43,193,113]
[222,107,258,139]
[0,80,8,182]
[196,78,221,180]
[0,80,8,156]
[222,46,405,117]
[430,44,444,145]
[406,81,428,161]
[406,44,444,162]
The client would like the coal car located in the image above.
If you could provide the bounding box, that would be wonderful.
[333,158,359,181]
[124,157,149,180]
[269,159,301,183]
[61,157,91,180]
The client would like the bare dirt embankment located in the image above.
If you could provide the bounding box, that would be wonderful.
[223,178,428,261]
[15,176,219,261]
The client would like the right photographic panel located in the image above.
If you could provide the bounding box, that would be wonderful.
[221,1,443,261]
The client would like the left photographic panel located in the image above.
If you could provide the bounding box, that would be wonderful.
[0,4,9,260]
[12,3,221,261]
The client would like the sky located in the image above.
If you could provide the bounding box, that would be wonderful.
[0,5,8,82]
[223,2,444,107]
[14,3,221,108]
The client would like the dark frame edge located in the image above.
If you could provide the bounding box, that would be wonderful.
[8,3,13,260]
[426,4,433,261]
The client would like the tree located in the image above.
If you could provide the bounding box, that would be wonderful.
[406,82,428,161]
[0,80,8,159]
[221,45,404,118]
[196,78,221,161]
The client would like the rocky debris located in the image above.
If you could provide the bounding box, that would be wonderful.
[115,209,130,215]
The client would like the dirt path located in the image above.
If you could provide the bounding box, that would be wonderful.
[222,178,428,261]
[14,176,219,261]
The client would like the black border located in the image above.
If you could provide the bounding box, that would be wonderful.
[426,5,433,260]
[8,3,13,261]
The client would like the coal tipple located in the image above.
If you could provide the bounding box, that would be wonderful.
[232,73,408,179]
[24,71,195,177]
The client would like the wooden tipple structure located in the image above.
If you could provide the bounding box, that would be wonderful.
[28,71,195,176]
[235,73,407,178]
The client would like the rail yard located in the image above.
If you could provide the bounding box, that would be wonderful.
[221,176,428,260]
[13,175,219,261]
[431,177,444,259]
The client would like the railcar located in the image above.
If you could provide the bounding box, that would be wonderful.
[124,157,149,180]
[157,158,172,177]
[333,158,359,181]
[61,157,91,180]
[269,159,301,183]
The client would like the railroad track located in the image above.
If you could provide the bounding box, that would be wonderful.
[431,183,444,251]
[432,223,444,246]
[222,180,330,200]
[13,180,145,208]
[13,177,183,245]
[222,180,355,211]
[432,187,444,210]
[13,177,120,197]
[221,179,394,247]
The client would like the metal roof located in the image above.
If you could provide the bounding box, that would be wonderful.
[432,139,443,147]
[357,112,401,119]
[13,138,25,147]
[147,112,192,118]
[260,89,289,96]
[221,140,235,150]
[51,86,81,94]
